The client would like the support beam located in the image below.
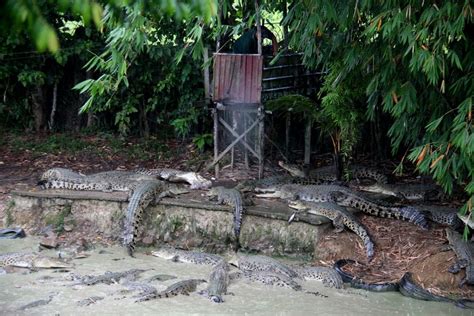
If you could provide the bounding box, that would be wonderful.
[304,118,312,177]
[213,107,219,178]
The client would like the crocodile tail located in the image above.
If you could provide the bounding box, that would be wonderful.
[333,259,399,292]
[396,206,429,230]
[122,181,161,256]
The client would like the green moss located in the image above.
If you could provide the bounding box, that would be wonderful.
[44,204,72,233]
[4,200,15,227]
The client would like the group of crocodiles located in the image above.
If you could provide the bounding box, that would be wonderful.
[31,162,473,307]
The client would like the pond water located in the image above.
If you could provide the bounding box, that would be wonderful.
[0,237,469,315]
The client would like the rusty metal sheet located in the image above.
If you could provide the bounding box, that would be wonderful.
[213,53,263,104]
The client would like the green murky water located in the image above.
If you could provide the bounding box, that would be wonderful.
[0,237,469,315]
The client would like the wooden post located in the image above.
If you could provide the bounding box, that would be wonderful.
[244,114,249,168]
[304,117,312,177]
[285,111,291,161]
[213,107,220,178]
[255,0,262,55]
[258,106,265,179]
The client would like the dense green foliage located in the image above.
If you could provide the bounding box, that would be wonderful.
[286,1,473,233]
[1,0,473,230]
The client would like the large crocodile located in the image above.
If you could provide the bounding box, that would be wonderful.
[288,201,375,261]
[351,182,445,201]
[229,270,302,291]
[399,272,473,309]
[228,253,299,279]
[134,279,206,302]
[151,246,224,266]
[207,186,244,248]
[122,180,166,256]
[198,260,230,303]
[278,161,388,184]
[293,266,343,289]
[257,184,428,229]
[445,228,474,287]
[333,259,399,292]
[0,252,72,270]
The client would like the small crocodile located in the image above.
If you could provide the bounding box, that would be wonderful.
[445,228,474,287]
[258,184,428,229]
[136,168,212,189]
[199,260,230,303]
[207,186,244,247]
[228,254,299,279]
[236,175,340,193]
[293,266,343,289]
[333,259,399,292]
[399,272,473,309]
[122,180,165,256]
[0,252,72,270]
[289,201,375,261]
[77,269,147,286]
[229,270,302,291]
[352,182,445,201]
[278,161,388,184]
[151,246,223,266]
[135,279,206,302]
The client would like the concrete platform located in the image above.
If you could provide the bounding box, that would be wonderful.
[7,188,332,258]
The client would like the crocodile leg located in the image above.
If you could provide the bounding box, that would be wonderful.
[448,259,468,274]
[332,215,345,233]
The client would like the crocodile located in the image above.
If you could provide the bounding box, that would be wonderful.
[293,266,343,289]
[352,182,445,201]
[77,269,147,286]
[207,186,244,247]
[76,269,147,286]
[278,161,388,184]
[236,175,341,193]
[0,252,73,270]
[134,279,206,302]
[151,246,224,266]
[445,228,474,287]
[333,259,399,292]
[122,180,165,256]
[198,260,230,303]
[288,201,375,261]
[257,184,428,229]
[399,272,473,309]
[136,168,212,189]
[228,253,299,279]
[229,270,302,291]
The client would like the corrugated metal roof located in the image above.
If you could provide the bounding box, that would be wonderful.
[212,53,263,104]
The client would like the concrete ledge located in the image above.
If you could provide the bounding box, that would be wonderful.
[8,189,332,257]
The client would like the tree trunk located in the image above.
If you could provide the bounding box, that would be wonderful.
[31,85,45,132]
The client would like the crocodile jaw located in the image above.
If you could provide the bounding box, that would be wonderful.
[288,201,307,210]
[32,257,73,269]
[151,248,177,260]
[255,192,282,198]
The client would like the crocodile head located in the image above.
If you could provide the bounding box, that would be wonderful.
[32,256,73,269]
[255,184,297,199]
[151,246,180,260]
[288,200,310,211]
[278,161,305,177]
[458,214,474,230]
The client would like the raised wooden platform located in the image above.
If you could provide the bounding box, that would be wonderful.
[8,188,331,258]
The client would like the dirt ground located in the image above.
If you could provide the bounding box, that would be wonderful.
[0,132,472,299]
